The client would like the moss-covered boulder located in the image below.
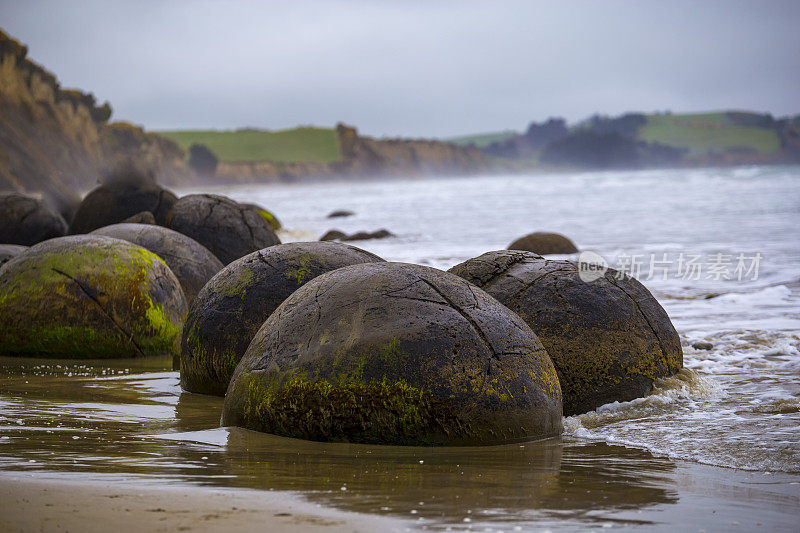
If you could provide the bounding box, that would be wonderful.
[0,244,27,267]
[69,181,178,234]
[508,232,578,255]
[91,223,224,304]
[0,235,187,358]
[180,241,384,396]
[449,250,682,415]
[166,194,280,265]
[0,193,68,246]
[221,262,563,445]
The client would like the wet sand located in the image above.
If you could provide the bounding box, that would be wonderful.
[0,473,407,533]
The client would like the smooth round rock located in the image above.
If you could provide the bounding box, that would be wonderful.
[508,232,578,255]
[91,223,224,304]
[69,182,178,234]
[222,262,563,446]
[0,235,187,358]
[0,244,27,267]
[449,250,682,415]
[0,193,68,246]
[166,194,281,265]
[180,241,385,396]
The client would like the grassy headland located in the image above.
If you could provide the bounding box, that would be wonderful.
[157,127,341,163]
[639,112,781,155]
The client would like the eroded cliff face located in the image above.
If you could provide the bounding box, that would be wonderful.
[213,124,488,183]
[0,30,192,206]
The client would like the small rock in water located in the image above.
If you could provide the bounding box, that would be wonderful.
[320,228,394,241]
[320,229,347,241]
[692,341,713,350]
[327,209,355,218]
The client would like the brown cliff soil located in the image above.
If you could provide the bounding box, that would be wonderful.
[0,30,192,206]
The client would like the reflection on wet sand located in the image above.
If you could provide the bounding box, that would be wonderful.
[1,356,798,530]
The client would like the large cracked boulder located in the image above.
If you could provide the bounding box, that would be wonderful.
[508,232,578,255]
[180,241,385,396]
[222,262,563,445]
[0,193,68,246]
[0,235,187,358]
[166,194,280,265]
[449,250,682,415]
[69,181,178,234]
[91,223,224,304]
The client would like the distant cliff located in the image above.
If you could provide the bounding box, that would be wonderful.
[210,124,488,183]
[0,29,192,206]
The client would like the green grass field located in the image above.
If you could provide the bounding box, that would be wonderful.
[157,127,341,163]
[640,113,781,155]
[447,131,518,147]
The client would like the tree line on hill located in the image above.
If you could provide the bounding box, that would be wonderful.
[480,112,800,169]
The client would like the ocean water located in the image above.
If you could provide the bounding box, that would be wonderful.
[2,165,799,530]
[217,165,800,474]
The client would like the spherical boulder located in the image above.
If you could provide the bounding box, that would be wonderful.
[0,193,68,246]
[449,250,682,415]
[221,262,563,445]
[0,235,187,358]
[166,194,280,265]
[508,232,578,255]
[241,203,281,230]
[69,181,178,234]
[180,241,385,396]
[0,244,27,267]
[91,223,224,303]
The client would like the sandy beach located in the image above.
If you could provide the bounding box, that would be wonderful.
[0,474,408,533]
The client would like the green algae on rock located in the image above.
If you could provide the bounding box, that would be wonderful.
[449,250,682,415]
[180,241,385,396]
[0,235,187,358]
[221,262,563,445]
[91,223,224,304]
[508,232,578,255]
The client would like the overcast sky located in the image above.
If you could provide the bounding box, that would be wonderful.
[2,1,799,138]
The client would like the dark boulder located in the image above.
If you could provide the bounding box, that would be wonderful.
[121,211,156,225]
[180,241,385,396]
[0,244,27,267]
[166,194,280,265]
[449,250,682,415]
[69,182,178,234]
[0,235,187,358]
[91,223,224,304]
[327,209,355,218]
[241,203,281,231]
[508,232,578,255]
[692,341,713,351]
[0,193,68,246]
[222,262,563,445]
